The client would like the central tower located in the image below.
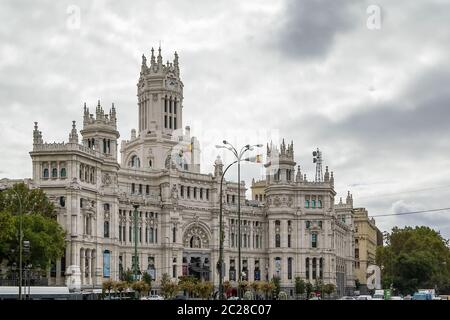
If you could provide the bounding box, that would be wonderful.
[137,47,183,135]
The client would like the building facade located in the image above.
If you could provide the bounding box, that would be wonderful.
[4,47,360,296]
[353,207,380,294]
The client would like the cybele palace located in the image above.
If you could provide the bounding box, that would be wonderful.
[2,47,360,297]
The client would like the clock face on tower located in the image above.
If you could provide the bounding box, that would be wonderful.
[166,77,177,89]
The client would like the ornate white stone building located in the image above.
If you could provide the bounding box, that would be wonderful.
[7,47,358,296]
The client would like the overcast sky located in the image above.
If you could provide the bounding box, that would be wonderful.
[1,0,450,237]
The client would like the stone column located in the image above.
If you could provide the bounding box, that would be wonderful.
[80,248,85,285]
[309,257,312,282]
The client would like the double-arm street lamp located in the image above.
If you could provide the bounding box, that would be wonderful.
[216,141,262,299]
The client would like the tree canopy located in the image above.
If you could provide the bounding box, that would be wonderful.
[376,226,450,295]
[0,183,65,270]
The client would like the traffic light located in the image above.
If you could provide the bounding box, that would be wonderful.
[23,240,30,254]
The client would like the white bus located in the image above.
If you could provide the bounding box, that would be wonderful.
[0,286,80,300]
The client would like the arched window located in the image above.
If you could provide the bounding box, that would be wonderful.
[149,159,152,167]
[52,168,58,178]
[104,221,110,238]
[287,257,293,280]
[60,168,66,178]
[130,155,140,168]
[43,168,49,178]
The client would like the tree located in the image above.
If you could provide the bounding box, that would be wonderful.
[132,281,149,299]
[305,282,313,299]
[103,279,114,299]
[142,272,152,295]
[262,281,275,300]
[376,226,450,295]
[160,273,178,299]
[0,183,56,219]
[196,282,214,300]
[0,183,65,270]
[114,281,128,298]
[272,277,281,298]
[178,276,197,298]
[251,281,262,299]
[295,277,306,300]
[323,283,336,299]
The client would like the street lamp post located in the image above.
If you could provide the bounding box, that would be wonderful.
[10,188,23,300]
[133,204,140,282]
[218,160,237,299]
[216,141,262,299]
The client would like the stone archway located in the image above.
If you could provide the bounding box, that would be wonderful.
[183,223,210,249]
[182,222,211,281]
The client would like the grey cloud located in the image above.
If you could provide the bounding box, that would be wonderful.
[275,0,358,59]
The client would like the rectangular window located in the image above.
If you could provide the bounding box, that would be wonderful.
[164,115,168,128]
[193,187,197,199]
[172,265,177,278]
[288,234,291,248]
[139,184,142,194]
[200,188,203,200]
[312,199,316,208]
[173,117,177,129]
[187,186,191,198]
[180,185,184,197]
[288,258,293,280]
[305,199,310,208]
[173,227,176,243]
[312,233,318,248]
[119,225,122,242]
[206,189,209,200]
[146,185,150,195]
[129,226,132,242]
[169,116,172,129]
[231,233,234,247]
[174,101,177,114]
[131,183,135,194]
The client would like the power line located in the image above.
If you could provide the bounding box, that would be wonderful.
[369,207,450,218]
[356,184,450,200]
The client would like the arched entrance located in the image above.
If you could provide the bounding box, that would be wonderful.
[182,223,211,281]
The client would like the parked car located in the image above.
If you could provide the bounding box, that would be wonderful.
[339,296,355,300]
[356,295,372,300]
[389,296,403,300]
[412,292,432,300]
[227,296,240,300]
[142,295,164,300]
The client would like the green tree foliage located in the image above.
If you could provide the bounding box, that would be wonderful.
[295,277,306,299]
[305,282,313,299]
[376,226,450,295]
[160,273,178,299]
[0,183,56,218]
[272,276,281,298]
[0,183,65,269]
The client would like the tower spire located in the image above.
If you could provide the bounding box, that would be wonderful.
[150,47,156,67]
[69,121,79,144]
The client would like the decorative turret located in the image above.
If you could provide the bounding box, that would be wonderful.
[214,155,223,178]
[346,191,353,206]
[296,165,303,182]
[174,51,180,76]
[141,54,148,74]
[330,171,334,187]
[80,100,120,159]
[137,46,184,134]
[265,139,296,184]
[33,122,43,145]
[324,166,330,182]
[68,121,78,144]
